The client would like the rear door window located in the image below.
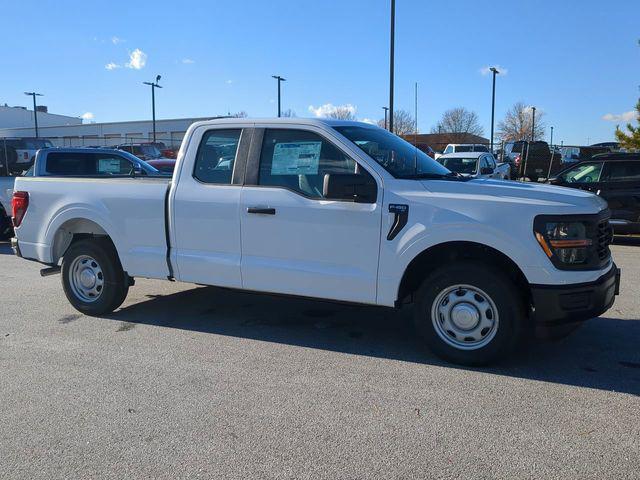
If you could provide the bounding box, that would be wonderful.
[606,161,640,182]
[560,162,603,184]
[193,129,242,184]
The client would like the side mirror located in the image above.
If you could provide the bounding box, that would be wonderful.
[323,173,377,203]
[480,167,494,175]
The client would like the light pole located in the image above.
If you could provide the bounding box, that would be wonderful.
[24,91,44,138]
[388,0,395,134]
[272,75,286,117]
[550,126,554,147]
[530,106,537,141]
[489,67,499,153]
[143,75,162,142]
[382,106,389,130]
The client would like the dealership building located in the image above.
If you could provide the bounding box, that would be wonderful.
[0,105,216,148]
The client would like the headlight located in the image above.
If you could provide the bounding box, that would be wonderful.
[535,221,592,265]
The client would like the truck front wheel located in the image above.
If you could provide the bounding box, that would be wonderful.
[61,238,129,316]
[413,262,526,365]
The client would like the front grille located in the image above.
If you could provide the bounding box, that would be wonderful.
[596,219,613,261]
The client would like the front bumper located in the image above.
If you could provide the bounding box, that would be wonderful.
[531,264,620,338]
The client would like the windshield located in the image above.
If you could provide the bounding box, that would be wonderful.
[442,157,478,175]
[334,125,451,179]
[117,150,160,174]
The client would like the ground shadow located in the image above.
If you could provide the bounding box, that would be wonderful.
[101,285,640,396]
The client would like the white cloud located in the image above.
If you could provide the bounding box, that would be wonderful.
[480,65,508,76]
[361,118,376,125]
[105,62,121,70]
[111,36,124,45]
[125,48,147,69]
[182,58,195,64]
[602,111,636,122]
[225,79,233,84]
[308,103,357,117]
[80,112,94,120]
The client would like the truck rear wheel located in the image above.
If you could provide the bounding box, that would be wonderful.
[413,262,526,365]
[61,237,129,316]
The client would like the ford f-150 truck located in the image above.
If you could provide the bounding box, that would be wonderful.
[10,119,620,365]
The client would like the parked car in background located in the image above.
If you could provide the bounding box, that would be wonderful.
[435,143,489,160]
[148,141,178,159]
[590,142,620,151]
[561,146,610,165]
[31,148,163,177]
[12,118,619,365]
[0,137,54,173]
[0,171,17,239]
[549,153,640,234]
[115,143,167,162]
[438,152,510,179]
[504,140,561,182]
[147,158,176,173]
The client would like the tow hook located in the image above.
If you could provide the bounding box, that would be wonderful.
[40,266,61,277]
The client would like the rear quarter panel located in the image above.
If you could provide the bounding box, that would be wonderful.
[14,176,170,279]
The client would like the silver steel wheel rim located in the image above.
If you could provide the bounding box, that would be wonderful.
[69,255,104,303]
[431,284,499,351]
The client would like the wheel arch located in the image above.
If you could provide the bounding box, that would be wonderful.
[50,217,119,265]
[396,240,531,306]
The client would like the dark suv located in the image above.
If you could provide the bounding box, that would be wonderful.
[549,153,640,234]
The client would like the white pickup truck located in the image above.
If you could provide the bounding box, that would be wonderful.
[11,118,620,365]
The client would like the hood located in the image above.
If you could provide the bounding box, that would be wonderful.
[419,178,607,212]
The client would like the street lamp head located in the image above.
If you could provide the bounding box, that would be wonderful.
[24,92,43,97]
[156,75,161,83]
[489,67,499,74]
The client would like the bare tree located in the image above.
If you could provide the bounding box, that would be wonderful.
[497,102,545,141]
[377,109,416,135]
[431,107,484,136]
[281,108,296,118]
[326,106,357,120]
[230,111,248,118]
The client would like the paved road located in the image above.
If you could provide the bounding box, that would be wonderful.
[1,239,639,479]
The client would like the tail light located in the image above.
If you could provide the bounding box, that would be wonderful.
[514,154,521,166]
[11,191,29,227]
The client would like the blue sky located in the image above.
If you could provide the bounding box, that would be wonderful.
[1,0,638,144]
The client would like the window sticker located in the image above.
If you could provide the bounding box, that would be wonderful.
[98,158,123,173]
[271,141,321,175]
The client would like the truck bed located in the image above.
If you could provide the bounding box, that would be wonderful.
[13,176,171,279]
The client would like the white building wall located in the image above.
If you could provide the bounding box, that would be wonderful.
[0,106,81,129]
[0,117,217,148]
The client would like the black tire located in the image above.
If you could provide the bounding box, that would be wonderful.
[413,262,527,366]
[61,237,129,316]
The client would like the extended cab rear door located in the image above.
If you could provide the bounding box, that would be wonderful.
[239,125,383,304]
[170,125,250,287]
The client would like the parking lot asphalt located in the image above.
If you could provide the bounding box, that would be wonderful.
[1,239,639,479]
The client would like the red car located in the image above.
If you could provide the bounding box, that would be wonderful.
[146,158,176,173]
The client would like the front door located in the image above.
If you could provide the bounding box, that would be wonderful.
[239,127,382,304]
